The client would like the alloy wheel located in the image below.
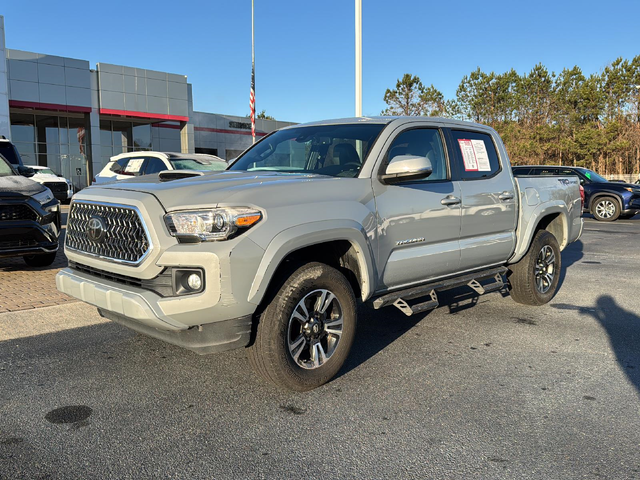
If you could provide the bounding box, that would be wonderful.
[287,289,343,370]
[534,245,556,294]
[595,200,616,219]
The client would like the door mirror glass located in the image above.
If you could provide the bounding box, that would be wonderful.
[382,155,433,184]
[17,165,35,178]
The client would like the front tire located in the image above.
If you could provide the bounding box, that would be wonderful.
[592,196,620,221]
[23,252,57,267]
[247,262,357,391]
[508,230,561,306]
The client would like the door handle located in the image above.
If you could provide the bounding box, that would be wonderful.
[498,191,514,201]
[441,195,461,206]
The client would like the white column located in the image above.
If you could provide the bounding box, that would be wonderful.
[0,16,11,139]
[355,0,362,117]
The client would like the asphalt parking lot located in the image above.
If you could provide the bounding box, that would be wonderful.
[1,216,639,479]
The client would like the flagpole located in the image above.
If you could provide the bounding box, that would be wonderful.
[251,0,256,144]
[355,0,362,117]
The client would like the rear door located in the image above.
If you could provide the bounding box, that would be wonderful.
[448,129,517,271]
[373,126,462,288]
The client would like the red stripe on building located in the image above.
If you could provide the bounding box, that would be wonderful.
[9,100,92,113]
[194,126,267,137]
[100,108,189,122]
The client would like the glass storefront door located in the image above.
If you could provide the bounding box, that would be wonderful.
[10,110,89,190]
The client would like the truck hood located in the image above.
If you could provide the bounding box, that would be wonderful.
[32,173,69,184]
[0,175,47,197]
[85,171,347,211]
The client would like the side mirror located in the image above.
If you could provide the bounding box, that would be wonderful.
[17,165,35,178]
[381,155,433,184]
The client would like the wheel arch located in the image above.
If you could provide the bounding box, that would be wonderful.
[247,220,377,306]
[510,203,569,264]
[589,192,623,212]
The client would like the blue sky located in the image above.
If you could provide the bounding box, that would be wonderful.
[3,0,640,123]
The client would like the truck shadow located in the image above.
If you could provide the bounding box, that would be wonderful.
[552,296,640,396]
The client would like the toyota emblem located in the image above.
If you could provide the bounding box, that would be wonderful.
[87,216,107,243]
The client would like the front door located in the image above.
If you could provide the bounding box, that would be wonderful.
[373,127,462,290]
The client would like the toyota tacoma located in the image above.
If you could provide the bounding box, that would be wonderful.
[57,117,583,391]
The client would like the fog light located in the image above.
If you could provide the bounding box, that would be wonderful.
[173,268,205,296]
[187,273,202,291]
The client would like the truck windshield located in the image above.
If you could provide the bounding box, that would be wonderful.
[229,124,386,178]
[577,168,608,183]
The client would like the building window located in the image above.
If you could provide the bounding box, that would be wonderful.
[225,149,244,160]
[195,147,218,156]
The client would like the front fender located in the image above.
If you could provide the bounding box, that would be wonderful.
[247,220,377,305]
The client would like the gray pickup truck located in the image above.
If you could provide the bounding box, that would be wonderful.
[57,117,583,391]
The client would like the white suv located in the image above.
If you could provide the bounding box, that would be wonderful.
[94,151,227,184]
[29,166,74,203]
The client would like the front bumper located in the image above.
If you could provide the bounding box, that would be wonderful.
[56,267,254,354]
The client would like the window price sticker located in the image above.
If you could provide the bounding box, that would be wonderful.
[125,158,144,173]
[458,139,491,172]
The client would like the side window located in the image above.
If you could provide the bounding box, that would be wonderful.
[539,168,558,176]
[450,130,501,180]
[109,158,129,174]
[512,167,531,176]
[144,157,168,175]
[386,128,447,181]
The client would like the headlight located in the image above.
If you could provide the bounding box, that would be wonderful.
[165,207,262,242]
[32,189,54,205]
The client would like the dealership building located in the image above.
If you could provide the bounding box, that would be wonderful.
[0,16,294,190]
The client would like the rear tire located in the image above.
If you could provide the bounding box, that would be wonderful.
[592,196,620,221]
[23,252,57,267]
[508,230,561,306]
[247,262,357,391]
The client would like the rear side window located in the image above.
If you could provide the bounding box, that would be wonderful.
[109,157,146,176]
[108,158,129,174]
[450,130,501,180]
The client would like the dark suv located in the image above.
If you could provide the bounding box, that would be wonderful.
[513,165,640,221]
[0,154,61,266]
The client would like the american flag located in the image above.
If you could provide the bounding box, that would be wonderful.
[250,66,255,143]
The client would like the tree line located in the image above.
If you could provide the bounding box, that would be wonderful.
[382,57,640,175]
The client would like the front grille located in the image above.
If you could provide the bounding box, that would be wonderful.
[0,204,38,222]
[43,182,68,194]
[66,202,151,264]
[0,239,38,249]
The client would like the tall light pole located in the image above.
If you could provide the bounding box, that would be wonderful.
[250,0,256,143]
[355,0,362,117]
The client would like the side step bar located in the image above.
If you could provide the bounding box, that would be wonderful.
[372,266,508,316]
